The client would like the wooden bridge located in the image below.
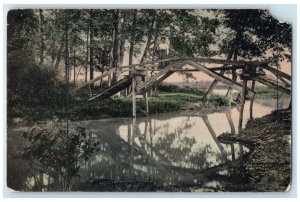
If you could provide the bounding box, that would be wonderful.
[73,57,291,124]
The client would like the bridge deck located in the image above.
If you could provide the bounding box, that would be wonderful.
[88,76,133,101]
[78,57,290,104]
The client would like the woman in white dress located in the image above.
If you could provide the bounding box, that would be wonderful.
[157,37,170,68]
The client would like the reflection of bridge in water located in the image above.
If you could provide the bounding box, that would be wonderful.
[77,107,251,189]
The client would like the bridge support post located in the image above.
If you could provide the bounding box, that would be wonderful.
[145,92,149,115]
[202,69,226,101]
[132,68,136,118]
[249,80,256,119]
[238,79,247,131]
[238,78,247,155]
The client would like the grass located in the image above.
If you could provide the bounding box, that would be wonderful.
[208,95,229,106]
[11,84,231,123]
[255,86,290,99]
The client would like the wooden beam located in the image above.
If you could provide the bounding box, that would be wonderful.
[252,76,291,95]
[185,60,255,99]
[145,92,149,115]
[202,69,227,101]
[139,71,174,94]
[269,70,291,87]
[238,79,247,132]
[136,60,185,93]
[208,65,243,71]
[249,80,256,120]
[107,57,265,73]
[74,57,270,93]
[73,68,116,92]
[262,64,291,81]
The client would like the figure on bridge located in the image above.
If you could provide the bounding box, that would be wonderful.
[157,37,170,68]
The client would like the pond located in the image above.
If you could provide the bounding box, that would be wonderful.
[9,98,290,192]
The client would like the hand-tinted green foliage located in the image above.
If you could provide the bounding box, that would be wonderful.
[216,9,291,63]
[254,86,289,99]
[7,9,290,123]
[208,95,229,106]
[21,126,101,191]
[158,84,204,95]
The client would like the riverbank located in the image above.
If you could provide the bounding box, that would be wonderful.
[218,108,291,192]
[10,91,229,125]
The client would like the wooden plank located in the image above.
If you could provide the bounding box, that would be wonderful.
[262,64,291,81]
[269,70,291,87]
[138,71,174,94]
[73,68,116,92]
[185,60,255,99]
[111,57,264,71]
[136,60,184,92]
[87,77,132,101]
[252,75,291,95]
[75,57,268,93]
[202,69,226,100]
[208,65,243,71]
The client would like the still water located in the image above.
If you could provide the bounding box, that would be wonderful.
[23,99,289,191]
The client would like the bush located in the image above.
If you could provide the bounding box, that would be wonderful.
[21,126,100,191]
[158,84,204,95]
[208,95,229,106]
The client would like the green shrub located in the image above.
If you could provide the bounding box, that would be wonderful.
[21,126,100,191]
[158,84,204,95]
[208,95,229,106]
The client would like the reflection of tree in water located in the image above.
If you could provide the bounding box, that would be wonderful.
[189,145,216,169]
[154,118,221,170]
[72,117,232,190]
[156,132,195,164]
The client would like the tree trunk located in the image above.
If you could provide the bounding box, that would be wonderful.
[232,30,242,80]
[129,10,137,66]
[119,12,127,66]
[89,10,94,83]
[152,18,161,60]
[51,40,56,67]
[85,26,89,83]
[64,20,69,82]
[53,39,64,70]
[140,11,156,63]
[73,46,76,85]
[39,9,45,65]
[112,9,122,83]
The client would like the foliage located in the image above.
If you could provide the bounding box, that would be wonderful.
[215,9,291,63]
[21,126,101,191]
[158,84,204,95]
[254,86,289,99]
[208,95,229,106]
[7,9,290,122]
